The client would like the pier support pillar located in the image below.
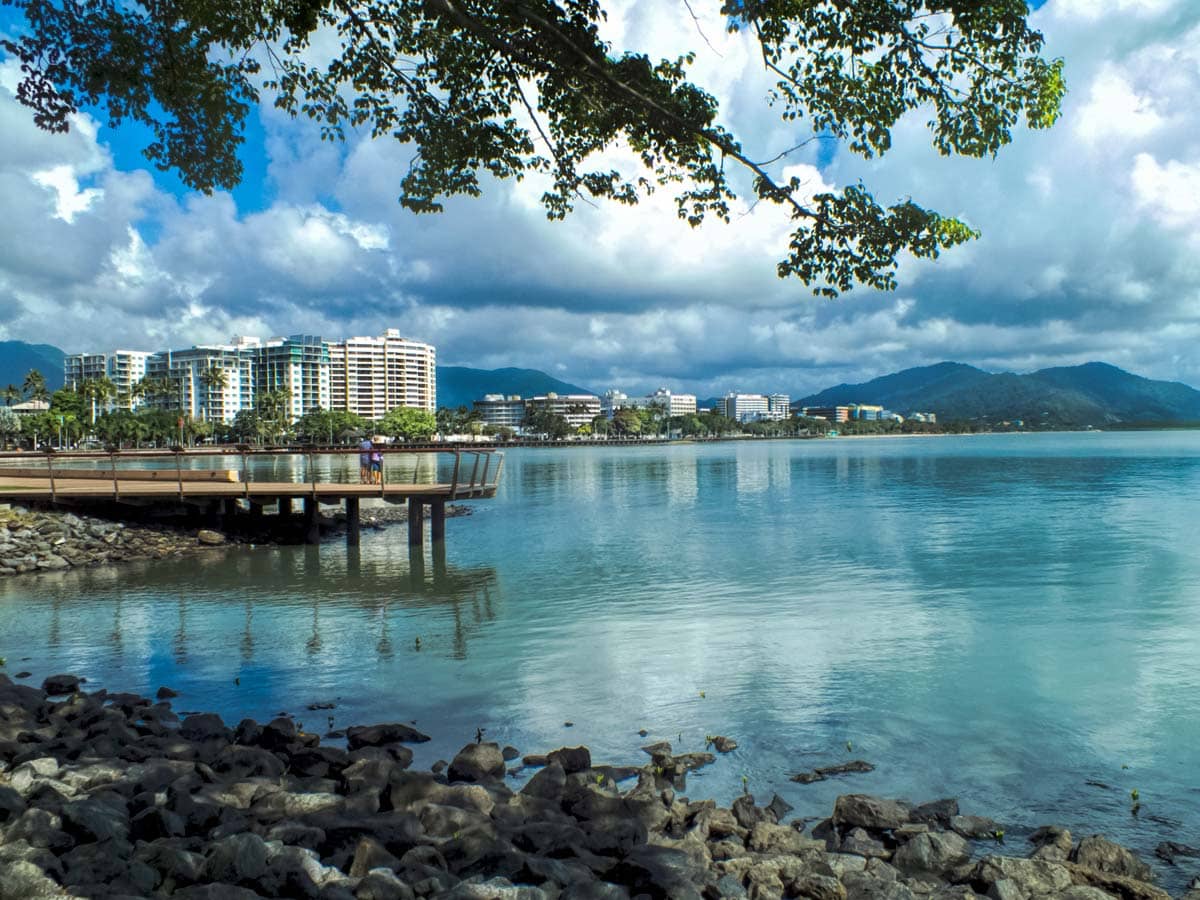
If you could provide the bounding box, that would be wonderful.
[278,496,293,519]
[345,497,361,547]
[430,499,446,543]
[248,502,264,520]
[303,497,320,545]
[407,497,424,547]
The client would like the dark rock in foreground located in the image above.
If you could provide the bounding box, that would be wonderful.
[0,672,1182,900]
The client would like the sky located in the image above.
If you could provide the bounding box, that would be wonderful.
[1,0,1198,399]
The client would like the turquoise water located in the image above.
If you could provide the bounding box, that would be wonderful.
[2,433,1198,882]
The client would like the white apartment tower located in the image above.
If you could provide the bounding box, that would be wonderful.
[64,350,153,411]
[326,329,436,419]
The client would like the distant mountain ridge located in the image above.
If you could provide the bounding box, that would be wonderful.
[796,361,1200,425]
[0,341,65,392]
[436,366,594,409]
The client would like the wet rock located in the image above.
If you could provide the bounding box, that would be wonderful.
[911,798,959,827]
[502,745,520,761]
[448,741,507,783]
[710,735,738,753]
[1155,841,1200,865]
[951,815,1000,839]
[61,792,130,843]
[792,760,876,784]
[155,686,179,699]
[346,723,431,748]
[765,793,793,823]
[522,754,549,767]
[548,746,592,774]
[608,843,707,898]
[1072,835,1154,881]
[41,673,80,695]
[196,529,226,545]
[179,712,231,743]
[834,795,911,831]
[0,859,64,900]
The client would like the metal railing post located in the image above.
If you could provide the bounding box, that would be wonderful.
[110,451,119,500]
[478,453,491,493]
[450,450,461,500]
[241,449,250,499]
[468,452,481,493]
[380,448,387,497]
[46,452,56,501]
[175,450,184,499]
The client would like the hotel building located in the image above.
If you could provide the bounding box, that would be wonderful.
[326,329,436,419]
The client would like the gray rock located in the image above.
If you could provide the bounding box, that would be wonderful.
[61,793,130,843]
[350,836,403,878]
[607,844,706,900]
[842,826,891,859]
[448,741,506,783]
[792,873,848,900]
[0,859,65,900]
[521,761,567,803]
[205,831,269,884]
[501,745,520,761]
[1028,825,1072,861]
[893,831,970,876]
[1072,834,1154,881]
[346,723,431,748]
[42,673,80,695]
[911,798,959,827]
[179,712,231,743]
[548,746,592,774]
[357,868,418,900]
[974,856,1073,897]
[834,795,911,831]
[196,529,226,545]
[951,815,1000,839]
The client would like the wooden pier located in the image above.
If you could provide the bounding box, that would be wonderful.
[0,447,503,547]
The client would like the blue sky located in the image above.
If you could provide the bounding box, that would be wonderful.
[2,0,1199,398]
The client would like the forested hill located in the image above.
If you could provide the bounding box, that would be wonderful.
[0,341,66,391]
[436,367,594,409]
[796,361,1200,425]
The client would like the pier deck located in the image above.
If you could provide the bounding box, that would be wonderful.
[0,447,503,546]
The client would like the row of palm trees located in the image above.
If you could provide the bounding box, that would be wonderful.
[3,365,235,420]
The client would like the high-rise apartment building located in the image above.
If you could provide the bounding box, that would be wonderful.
[253,335,330,421]
[63,350,153,412]
[147,344,255,424]
[326,329,436,419]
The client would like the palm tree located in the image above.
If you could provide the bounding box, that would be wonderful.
[3,384,20,407]
[22,369,48,403]
[198,365,229,423]
[79,376,117,424]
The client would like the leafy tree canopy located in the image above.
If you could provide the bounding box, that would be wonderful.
[2,0,1063,295]
[380,406,437,441]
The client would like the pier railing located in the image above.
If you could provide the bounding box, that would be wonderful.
[0,446,504,503]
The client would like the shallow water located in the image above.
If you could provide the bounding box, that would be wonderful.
[2,432,1198,885]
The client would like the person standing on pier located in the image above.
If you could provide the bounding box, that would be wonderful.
[359,437,372,484]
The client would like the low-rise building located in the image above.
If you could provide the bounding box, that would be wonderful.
[473,395,526,429]
[801,405,852,423]
[909,411,937,424]
[525,393,601,429]
[766,394,791,421]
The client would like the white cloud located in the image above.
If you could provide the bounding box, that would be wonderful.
[1074,66,1163,144]
[1130,153,1200,230]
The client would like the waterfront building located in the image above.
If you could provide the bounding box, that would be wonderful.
[473,395,527,429]
[600,390,629,418]
[910,411,938,424]
[766,394,791,421]
[147,343,255,424]
[801,405,852,423]
[525,393,601,429]
[326,329,436,419]
[64,350,155,412]
[10,399,50,417]
[253,335,330,421]
[719,393,770,423]
[850,404,884,421]
[649,388,698,417]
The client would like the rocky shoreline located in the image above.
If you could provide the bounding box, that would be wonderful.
[0,503,472,578]
[1,673,1195,900]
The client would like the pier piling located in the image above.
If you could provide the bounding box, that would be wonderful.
[431,499,446,542]
[408,497,424,546]
[303,497,320,545]
[345,497,360,547]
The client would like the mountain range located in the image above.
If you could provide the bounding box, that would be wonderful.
[0,341,66,392]
[2,340,1198,424]
[795,361,1200,425]
[435,366,593,409]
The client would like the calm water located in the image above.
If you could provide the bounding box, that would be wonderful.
[2,433,1199,881]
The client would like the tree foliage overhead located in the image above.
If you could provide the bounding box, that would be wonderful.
[2,0,1064,295]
